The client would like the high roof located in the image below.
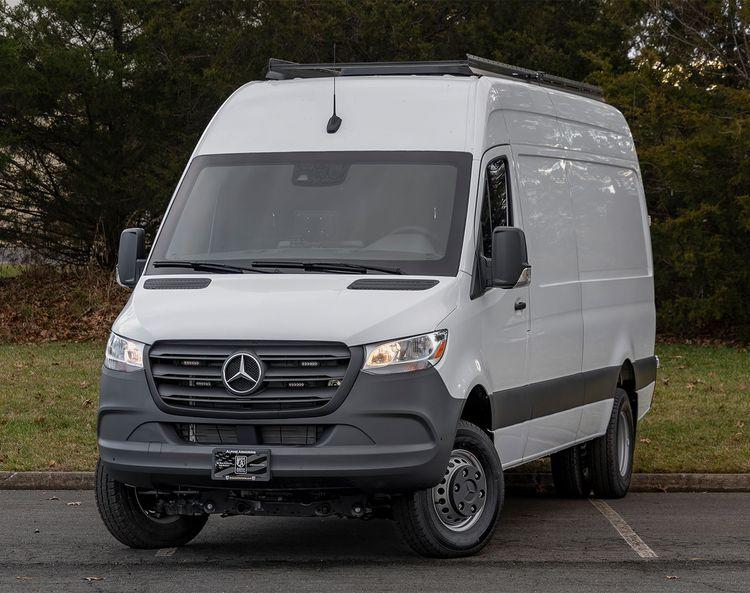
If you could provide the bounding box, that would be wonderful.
[266,54,604,101]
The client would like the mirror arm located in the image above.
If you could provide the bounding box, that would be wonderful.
[481,256,493,290]
[136,258,147,280]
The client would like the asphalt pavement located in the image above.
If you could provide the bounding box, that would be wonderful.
[1,491,748,592]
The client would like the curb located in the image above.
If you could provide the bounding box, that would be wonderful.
[2,471,750,492]
[0,471,94,490]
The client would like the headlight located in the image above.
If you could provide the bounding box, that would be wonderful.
[105,333,145,372]
[363,330,448,374]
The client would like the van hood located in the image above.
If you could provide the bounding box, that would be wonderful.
[112,274,459,347]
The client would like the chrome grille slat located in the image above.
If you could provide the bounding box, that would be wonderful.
[264,367,348,379]
[156,376,225,382]
[150,342,350,358]
[159,386,334,400]
[164,396,329,405]
[151,364,223,379]
[151,354,226,358]
[263,354,349,361]
[148,341,352,414]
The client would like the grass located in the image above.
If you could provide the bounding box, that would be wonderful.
[0,263,25,279]
[0,266,127,343]
[634,342,750,473]
[0,341,748,473]
[0,342,102,471]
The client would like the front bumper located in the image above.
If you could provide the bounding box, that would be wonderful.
[98,365,462,493]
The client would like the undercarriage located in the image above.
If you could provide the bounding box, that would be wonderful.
[132,486,389,520]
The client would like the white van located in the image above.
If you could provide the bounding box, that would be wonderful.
[97,56,656,558]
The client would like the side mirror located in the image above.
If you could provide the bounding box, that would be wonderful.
[116,228,146,289]
[491,227,531,288]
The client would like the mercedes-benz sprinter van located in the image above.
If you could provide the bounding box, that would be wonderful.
[96,56,657,558]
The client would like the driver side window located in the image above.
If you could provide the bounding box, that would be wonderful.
[480,158,510,257]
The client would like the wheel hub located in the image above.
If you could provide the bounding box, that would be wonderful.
[617,409,632,477]
[432,449,488,531]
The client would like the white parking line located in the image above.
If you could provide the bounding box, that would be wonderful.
[589,499,658,559]
[155,547,177,557]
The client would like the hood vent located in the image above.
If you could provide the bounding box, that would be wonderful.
[144,278,211,290]
[347,279,439,291]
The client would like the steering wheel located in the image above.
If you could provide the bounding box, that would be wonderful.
[383,226,440,252]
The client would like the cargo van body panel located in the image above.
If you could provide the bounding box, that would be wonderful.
[195,78,479,156]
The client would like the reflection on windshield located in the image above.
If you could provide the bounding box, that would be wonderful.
[149,152,471,276]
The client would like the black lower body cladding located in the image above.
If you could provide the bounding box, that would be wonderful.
[489,356,657,430]
[98,365,463,492]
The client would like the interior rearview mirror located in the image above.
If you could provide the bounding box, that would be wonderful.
[117,228,146,289]
[491,227,530,288]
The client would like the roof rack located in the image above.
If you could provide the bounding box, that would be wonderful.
[266,54,603,100]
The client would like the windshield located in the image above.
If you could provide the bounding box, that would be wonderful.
[147,151,472,276]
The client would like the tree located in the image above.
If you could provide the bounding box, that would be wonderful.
[0,1,227,265]
[596,1,750,337]
[644,0,750,88]
[4,0,748,337]
[0,0,636,266]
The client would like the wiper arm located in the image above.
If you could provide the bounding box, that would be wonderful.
[250,260,404,275]
[152,260,273,274]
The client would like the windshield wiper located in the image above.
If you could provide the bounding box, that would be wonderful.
[250,260,404,275]
[152,260,273,274]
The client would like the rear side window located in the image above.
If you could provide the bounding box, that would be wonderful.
[517,156,578,285]
[567,161,647,278]
[480,158,511,256]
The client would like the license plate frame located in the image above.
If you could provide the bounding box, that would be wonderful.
[211,448,271,482]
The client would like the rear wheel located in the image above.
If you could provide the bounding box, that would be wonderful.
[588,388,634,498]
[95,460,208,549]
[393,420,504,558]
[551,442,591,498]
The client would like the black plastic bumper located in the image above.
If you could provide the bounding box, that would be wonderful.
[98,365,462,493]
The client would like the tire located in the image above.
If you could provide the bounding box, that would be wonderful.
[551,442,591,498]
[393,420,504,558]
[588,388,635,498]
[95,459,208,549]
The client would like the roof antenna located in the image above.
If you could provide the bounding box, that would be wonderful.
[326,43,342,134]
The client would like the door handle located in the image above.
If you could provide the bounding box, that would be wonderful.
[514,300,527,311]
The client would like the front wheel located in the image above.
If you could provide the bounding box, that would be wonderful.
[393,420,504,558]
[95,460,208,549]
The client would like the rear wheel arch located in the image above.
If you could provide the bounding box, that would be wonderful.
[617,360,638,425]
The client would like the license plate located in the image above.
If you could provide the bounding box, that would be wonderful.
[212,448,270,481]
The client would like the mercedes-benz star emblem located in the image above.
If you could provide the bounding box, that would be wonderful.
[221,352,264,395]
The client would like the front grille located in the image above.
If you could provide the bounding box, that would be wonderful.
[147,341,353,415]
[175,424,325,446]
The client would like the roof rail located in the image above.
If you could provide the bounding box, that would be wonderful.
[266,54,603,100]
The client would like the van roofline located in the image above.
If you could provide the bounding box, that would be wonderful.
[266,54,604,102]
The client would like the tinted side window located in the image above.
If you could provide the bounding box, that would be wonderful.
[480,158,510,257]
[480,182,493,257]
